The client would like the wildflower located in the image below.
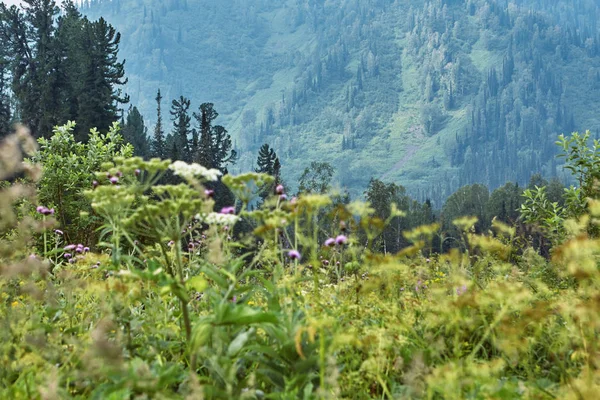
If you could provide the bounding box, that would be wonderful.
[37,206,55,216]
[204,212,239,226]
[64,253,72,259]
[116,171,123,178]
[205,189,215,198]
[290,197,297,205]
[109,176,119,184]
[456,285,467,295]
[288,250,301,260]
[188,242,195,249]
[169,160,222,181]
[83,247,90,253]
[335,235,348,245]
[324,238,336,247]
[64,244,76,251]
[275,184,285,195]
[426,258,431,263]
[168,240,174,247]
[232,295,237,303]
[134,169,141,176]
[75,247,83,253]
[29,254,37,260]
[92,180,99,189]
[322,260,330,266]
[279,194,288,201]
[69,258,76,264]
[220,206,236,215]
[54,229,63,235]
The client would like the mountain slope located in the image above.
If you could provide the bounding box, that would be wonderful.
[82,0,600,205]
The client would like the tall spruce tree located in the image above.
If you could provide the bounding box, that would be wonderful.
[151,89,165,159]
[170,96,191,162]
[123,106,150,158]
[77,16,129,137]
[0,52,11,138]
[192,102,236,172]
[193,102,217,168]
[255,143,282,201]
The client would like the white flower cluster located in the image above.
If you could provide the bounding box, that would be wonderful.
[169,161,222,181]
[197,212,240,226]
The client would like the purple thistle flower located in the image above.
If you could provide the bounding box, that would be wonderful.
[288,250,301,260]
[456,285,468,296]
[220,206,235,215]
[36,206,45,214]
[64,253,72,259]
[188,242,195,249]
[93,180,99,189]
[275,184,285,195]
[204,189,215,198]
[168,240,174,247]
[64,244,76,251]
[116,171,123,178]
[322,260,330,266]
[135,169,141,177]
[279,194,288,201]
[335,235,348,245]
[75,247,83,253]
[54,229,63,235]
[83,247,90,253]
[324,238,336,247]
[69,258,76,264]
[109,176,119,184]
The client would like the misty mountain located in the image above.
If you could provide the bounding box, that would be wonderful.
[81,0,600,204]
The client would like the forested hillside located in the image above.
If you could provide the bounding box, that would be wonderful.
[77,0,600,202]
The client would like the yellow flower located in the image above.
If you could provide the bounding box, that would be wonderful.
[11,301,19,308]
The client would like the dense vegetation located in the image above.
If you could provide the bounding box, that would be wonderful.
[1,122,600,399]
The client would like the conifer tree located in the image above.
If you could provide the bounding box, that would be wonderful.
[123,106,150,158]
[77,16,129,137]
[255,143,282,200]
[0,54,11,138]
[151,89,166,159]
[170,96,191,162]
[192,103,236,172]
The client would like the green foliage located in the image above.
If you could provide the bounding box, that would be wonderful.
[298,162,335,195]
[3,126,600,398]
[31,121,133,245]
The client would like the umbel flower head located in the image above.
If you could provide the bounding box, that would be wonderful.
[169,160,222,181]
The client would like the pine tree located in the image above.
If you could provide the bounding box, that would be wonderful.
[0,51,11,138]
[255,143,281,201]
[170,96,191,162]
[123,106,150,158]
[151,89,166,159]
[192,103,236,172]
[193,102,217,168]
[77,16,129,137]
